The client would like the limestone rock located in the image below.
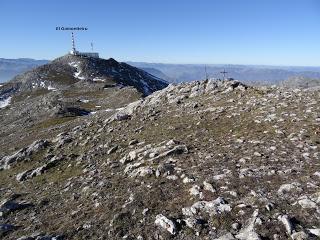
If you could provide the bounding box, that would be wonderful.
[182,197,231,216]
[278,215,293,235]
[0,139,49,170]
[291,231,309,240]
[155,214,176,235]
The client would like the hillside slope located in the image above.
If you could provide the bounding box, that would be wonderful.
[0,79,320,239]
[3,55,167,96]
[0,55,168,161]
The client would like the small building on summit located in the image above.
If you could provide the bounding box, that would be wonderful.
[69,32,99,58]
[75,52,99,58]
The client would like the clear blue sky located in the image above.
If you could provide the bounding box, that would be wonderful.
[0,0,319,66]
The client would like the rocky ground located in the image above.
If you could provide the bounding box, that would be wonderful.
[1,78,320,240]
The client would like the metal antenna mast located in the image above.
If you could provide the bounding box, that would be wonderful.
[91,42,94,52]
[71,32,76,53]
[205,65,208,80]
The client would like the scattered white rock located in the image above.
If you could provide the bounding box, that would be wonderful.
[155,214,176,235]
[278,182,302,195]
[166,175,178,180]
[278,215,293,235]
[128,166,154,178]
[0,139,49,170]
[253,152,262,157]
[291,231,309,240]
[235,210,261,240]
[308,228,320,237]
[142,208,149,216]
[183,176,195,184]
[313,172,320,178]
[298,198,317,209]
[107,145,118,155]
[182,197,231,216]
[189,185,202,198]
[203,181,216,193]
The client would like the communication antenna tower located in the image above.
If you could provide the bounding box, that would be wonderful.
[205,65,209,80]
[71,32,76,53]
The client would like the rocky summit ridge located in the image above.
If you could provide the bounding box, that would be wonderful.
[0,54,168,99]
[0,76,320,239]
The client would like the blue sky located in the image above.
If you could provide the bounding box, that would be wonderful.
[0,0,319,66]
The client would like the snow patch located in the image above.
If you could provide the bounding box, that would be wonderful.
[0,97,12,109]
[69,62,86,80]
[74,71,86,80]
[48,86,57,91]
[69,62,79,68]
[105,107,123,112]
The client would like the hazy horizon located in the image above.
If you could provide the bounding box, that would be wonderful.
[2,57,320,69]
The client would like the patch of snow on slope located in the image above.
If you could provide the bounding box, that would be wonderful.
[105,107,124,112]
[0,97,12,109]
[93,77,105,82]
[74,71,86,80]
[48,86,57,91]
[69,62,86,80]
[69,62,79,68]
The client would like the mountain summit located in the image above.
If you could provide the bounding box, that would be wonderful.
[4,54,168,96]
[0,55,168,149]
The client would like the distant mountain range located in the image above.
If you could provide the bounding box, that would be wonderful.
[0,58,49,83]
[128,62,320,85]
[2,58,320,86]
